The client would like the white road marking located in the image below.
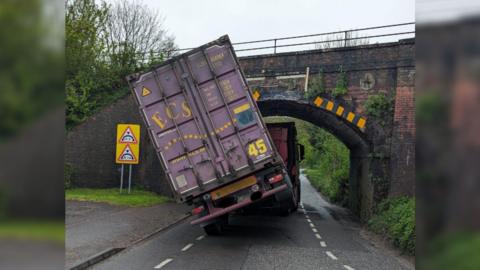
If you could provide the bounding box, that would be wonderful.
[309,223,315,228]
[326,251,338,260]
[312,228,318,233]
[315,233,322,239]
[320,241,327,247]
[307,219,312,223]
[196,235,205,241]
[305,215,310,219]
[154,258,173,269]
[181,243,194,252]
[343,265,355,270]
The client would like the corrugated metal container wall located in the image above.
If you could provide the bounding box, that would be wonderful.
[127,36,279,202]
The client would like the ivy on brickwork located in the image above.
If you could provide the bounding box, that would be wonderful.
[305,69,326,100]
[364,92,394,125]
[65,163,74,190]
[0,189,6,220]
[332,65,348,98]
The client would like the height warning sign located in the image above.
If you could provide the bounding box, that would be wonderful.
[116,124,140,164]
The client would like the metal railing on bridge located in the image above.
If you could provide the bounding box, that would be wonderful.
[130,22,415,62]
[164,22,415,57]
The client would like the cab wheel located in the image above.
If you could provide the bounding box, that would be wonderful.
[290,183,300,212]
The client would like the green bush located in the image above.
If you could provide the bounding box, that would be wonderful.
[305,70,326,100]
[332,66,348,98]
[364,92,394,120]
[305,167,348,204]
[368,197,415,254]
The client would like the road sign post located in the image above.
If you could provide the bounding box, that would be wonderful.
[120,164,124,193]
[116,124,140,193]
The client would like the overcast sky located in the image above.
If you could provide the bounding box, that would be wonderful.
[141,0,415,51]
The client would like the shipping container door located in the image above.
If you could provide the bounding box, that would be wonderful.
[131,64,221,194]
[182,44,275,176]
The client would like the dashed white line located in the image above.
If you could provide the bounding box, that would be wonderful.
[181,243,194,251]
[305,215,310,219]
[309,223,315,228]
[326,251,338,260]
[315,233,322,239]
[343,265,355,270]
[306,219,312,223]
[320,241,327,247]
[196,235,205,241]
[154,258,173,269]
[312,228,317,233]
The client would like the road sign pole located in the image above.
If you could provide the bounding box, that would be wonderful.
[120,164,124,193]
[128,164,132,194]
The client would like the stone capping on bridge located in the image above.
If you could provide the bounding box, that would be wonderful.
[252,89,367,132]
[239,38,415,77]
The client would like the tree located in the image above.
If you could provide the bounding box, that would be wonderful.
[315,31,369,50]
[105,0,177,72]
[65,0,178,128]
[65,0,110,127]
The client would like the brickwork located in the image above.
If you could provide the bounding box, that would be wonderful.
[65,95,172,196]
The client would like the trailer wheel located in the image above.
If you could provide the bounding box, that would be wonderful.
[203,222,223,235]
[202,215,228,236]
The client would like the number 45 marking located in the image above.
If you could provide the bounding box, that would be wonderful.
[248,138,267,157]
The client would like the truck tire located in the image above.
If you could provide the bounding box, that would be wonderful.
[203,222,223,235]
[202,215,228,236]
[291,182,301,212]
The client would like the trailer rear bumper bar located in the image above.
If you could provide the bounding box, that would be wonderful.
[190,184,288,225]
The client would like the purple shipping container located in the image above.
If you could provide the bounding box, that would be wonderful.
[127,36,282,202]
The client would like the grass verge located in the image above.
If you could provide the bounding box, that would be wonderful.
[304,168,348,205]
[66,188,171,207]
[0,220,64,243]
[368,197,415,255]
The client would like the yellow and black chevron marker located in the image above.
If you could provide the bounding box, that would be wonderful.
[313,96,367,131]
[252,89,261,101]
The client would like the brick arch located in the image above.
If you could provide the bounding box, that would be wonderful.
[258,98,373,218]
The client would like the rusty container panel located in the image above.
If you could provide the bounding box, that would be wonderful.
[127,36,280,202]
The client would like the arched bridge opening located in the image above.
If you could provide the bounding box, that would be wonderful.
[258,98,373,218]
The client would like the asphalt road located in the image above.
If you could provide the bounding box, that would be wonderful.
[92,174,413,270]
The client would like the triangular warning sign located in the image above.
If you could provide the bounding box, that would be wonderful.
[142,86,151,97]
[118,126,138,144]
[117,144,137,162]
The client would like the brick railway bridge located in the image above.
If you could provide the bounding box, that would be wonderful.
[66,37,415,219]
[239,38,415,218]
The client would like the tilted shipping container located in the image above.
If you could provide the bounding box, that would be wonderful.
[126,36,283,203]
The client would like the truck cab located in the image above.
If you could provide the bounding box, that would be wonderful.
[266,122,304,209]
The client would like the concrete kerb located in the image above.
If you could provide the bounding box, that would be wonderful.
[68,213,191,270]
